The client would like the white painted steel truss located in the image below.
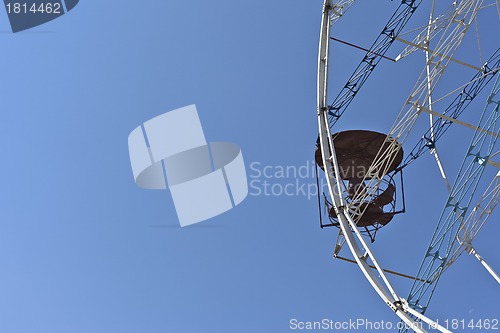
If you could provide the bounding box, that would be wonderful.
[317,1,449,332]
[316,1,500,332]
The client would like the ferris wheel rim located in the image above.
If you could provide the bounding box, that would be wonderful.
[316,1,499,332]
[316,1,449,332]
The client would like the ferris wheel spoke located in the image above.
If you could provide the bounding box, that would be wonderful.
[418,105,500,138]
[394,0,492,63]
[467,246,500,284]
[429,144,453,191]
[396,1,450,61]
[396,36,483,71]
[403,71,500,324]
[474,18,484,65]
[357,1,498,324]
[425,3,454,194]
[399,48,500,169]
[329,0,356,25]
[443,79,500,281]
[356,0,486,208]
[326,0,422,128]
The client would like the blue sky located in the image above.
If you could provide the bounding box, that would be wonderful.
[0,1,499,332]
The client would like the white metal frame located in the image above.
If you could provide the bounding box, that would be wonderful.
[317,1,450,332]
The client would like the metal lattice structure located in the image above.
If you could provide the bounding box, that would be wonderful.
[315,1,500,332]
[402,50,500,169]
[327,0,422,128]
[402,75,500,331]
[328,0,356,25]
[446,166,500,281]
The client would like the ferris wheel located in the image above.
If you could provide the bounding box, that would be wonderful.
[315,1,500,332]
